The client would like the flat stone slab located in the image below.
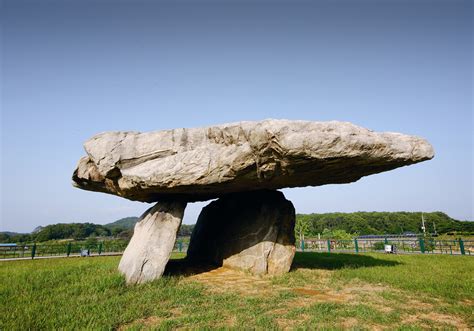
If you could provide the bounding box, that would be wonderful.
[72,119,434,202]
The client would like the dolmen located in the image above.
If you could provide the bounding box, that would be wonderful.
[72,119,434,284]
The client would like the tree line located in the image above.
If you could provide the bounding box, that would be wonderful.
[295,211,474,238]
[1,211,471,243]
[0,222,196,243]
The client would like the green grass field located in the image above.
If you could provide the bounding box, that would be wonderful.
[1,252,473,330]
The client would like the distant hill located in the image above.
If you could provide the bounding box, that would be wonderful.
[32,226,44,233]
[1,215,194,243]
[104,217,139,230]
[297,211,474,236]
[0,231,24,236]
[0,223,111,243]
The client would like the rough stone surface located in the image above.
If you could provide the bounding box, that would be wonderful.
[118,200,186,284]
[72,119,434,202]
[186,190,296,275]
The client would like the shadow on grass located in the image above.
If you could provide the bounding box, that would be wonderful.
[163,252,401,277]
[164,258,218,277]
[291,252,400,270]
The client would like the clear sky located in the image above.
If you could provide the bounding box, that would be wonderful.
[1,0,472,233]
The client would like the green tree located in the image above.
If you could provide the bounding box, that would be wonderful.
[296,211,473,236]
[295,217,311,242]
[32,223,111,242]
[84,237,99,249]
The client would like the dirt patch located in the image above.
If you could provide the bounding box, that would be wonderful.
[424,312,469,328]
[118,316,163,330]
[275,314,310,329]
[222,315,237,327]
[118,308,183,330]
[292,288,351,303]
[376,305,394,313]
[340,317,359,329]
[462,298,473,305]
[296,282,389,308]
[403,312,470,329]
[342,283,390,295]
[405,299,434,310]
[187,266,274,295]
[186,266,399,310]
[188,266,356,305]
[182,265,471,330]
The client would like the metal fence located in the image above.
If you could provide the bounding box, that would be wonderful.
[297,238,474,255]
[0,240,189,260]
[1,237,472,260]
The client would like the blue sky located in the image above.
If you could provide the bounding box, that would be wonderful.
[1,0,472,232]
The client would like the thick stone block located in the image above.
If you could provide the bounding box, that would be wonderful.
[118,200,186,284]
[187,190,295,275]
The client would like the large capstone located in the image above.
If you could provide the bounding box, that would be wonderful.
[118,200,186,284]
[187,190,296,275]
[72,119,435,284]
[72,119,434,202]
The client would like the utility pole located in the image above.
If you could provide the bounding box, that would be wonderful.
[421,212,426,237]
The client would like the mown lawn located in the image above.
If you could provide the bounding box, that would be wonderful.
[1,252,472,330]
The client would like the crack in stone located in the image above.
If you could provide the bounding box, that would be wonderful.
[264,241,276,274]
[138,258,149,281]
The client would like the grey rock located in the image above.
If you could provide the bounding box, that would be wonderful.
[186,190,296,275]
[72,119,434,202]
[118,200,186,284]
